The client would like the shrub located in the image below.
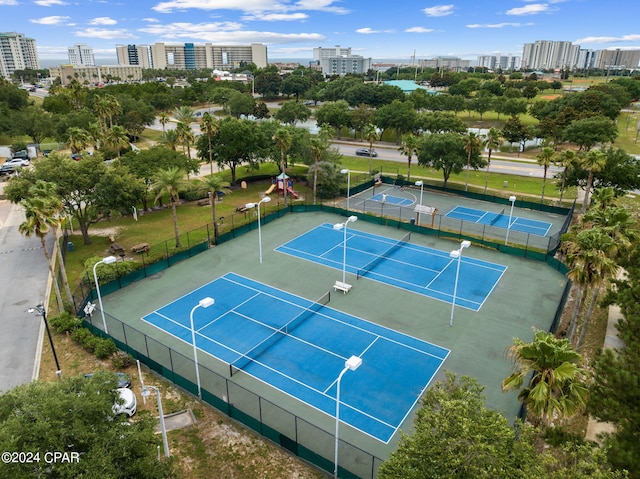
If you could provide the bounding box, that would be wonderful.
[111,351,134,369]
[49,312,82,333]
[93,338,117,359]
[70,328,98,353]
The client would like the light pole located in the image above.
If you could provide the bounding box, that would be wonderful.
[333,216,358,286]
[449,240,471,327]
[415,180,424,225]
[28,304,62,378]
[334,355,362,479]
[93,255,117,334]
[245,196,272,264]
[504,195,517,246]
[190,297,215,398]
[340,169,351,210]
[142,385,170,458]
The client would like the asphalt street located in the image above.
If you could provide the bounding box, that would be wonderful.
[0,193,51,393]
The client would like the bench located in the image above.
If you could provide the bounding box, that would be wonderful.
[131,243,149,253]
[333,281,352,294]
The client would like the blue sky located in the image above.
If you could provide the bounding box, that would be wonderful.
[2,0,639,64]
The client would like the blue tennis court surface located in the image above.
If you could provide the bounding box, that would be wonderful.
[369,193,413,206]
[276,223,507,311]
[445,205,552,236]
[142,272,449,443]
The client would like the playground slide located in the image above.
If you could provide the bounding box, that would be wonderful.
[265,183,276,194]
[287,187,299,199]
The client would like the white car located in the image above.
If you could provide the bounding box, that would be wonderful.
[5,157,30,167]
[112,387,137,417]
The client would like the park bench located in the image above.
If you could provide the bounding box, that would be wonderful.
[131,243,149,253]
[333,281,352,294]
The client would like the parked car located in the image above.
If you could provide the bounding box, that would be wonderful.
[0,163,16,177]
[355,148,378,157]
[5,157,30,167]
[112,388,137,417]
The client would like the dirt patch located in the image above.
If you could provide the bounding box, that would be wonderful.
[540,94,561,100]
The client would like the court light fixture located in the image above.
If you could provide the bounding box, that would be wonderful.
[340,169,351,210]
[333,216,358,288]
[142,385,170,458]
[93,255,117,335]
[449,240,471,327]
[190,296,215,398]
[415,180,424,226]
[334,355,362,479]
[505,195,517,246]
[245,196,272,264]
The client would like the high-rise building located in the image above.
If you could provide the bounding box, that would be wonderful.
[68,44,95,66]
[597,49,640,70]
[419,56,471,72]
[477,54,521,71]
[0,32,40,79]
[521,40,580,70]
[116,43,267,70]
[313,45,371,76]
[313,45,352,61]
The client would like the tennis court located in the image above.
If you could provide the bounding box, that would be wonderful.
[141,272,449,443]
[276,223,507,311]
[445,205,552,236]
[368,193,413,206]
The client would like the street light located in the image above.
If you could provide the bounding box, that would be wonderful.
[334,355,362,479]
[190,297,215,398]
[93,255,117,334]
[449,240,471,327]
[505,195,517,246]
[245,196,272,264]
[333,216,358,287]
[28,304,62,378]
[415,180,424,225]
[142,385,170,458]
[340,169,351,210]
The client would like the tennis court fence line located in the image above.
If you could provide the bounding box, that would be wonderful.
[80,308,381,479]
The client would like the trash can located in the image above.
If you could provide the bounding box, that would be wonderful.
[410,218,415,225]
[67,242,74,252]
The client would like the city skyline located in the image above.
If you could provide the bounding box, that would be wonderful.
[2,0,639,65]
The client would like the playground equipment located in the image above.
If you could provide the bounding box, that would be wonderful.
[270,172,299,198]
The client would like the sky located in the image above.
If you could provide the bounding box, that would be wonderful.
[2,0,640,65]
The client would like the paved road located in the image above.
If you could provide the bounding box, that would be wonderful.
[0,196,51,393]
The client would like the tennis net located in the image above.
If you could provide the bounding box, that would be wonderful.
[230,291,331,376]
[490,208,505,226]
[356,231,411,280]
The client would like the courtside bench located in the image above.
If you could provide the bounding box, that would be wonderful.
[131,242,149,253]
[333,281,352,294]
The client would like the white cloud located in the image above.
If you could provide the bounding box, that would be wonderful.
[89,17,118,26]
[0,0,19,5]
[34,0,68,6]
[355,27,393,34]
[574,34,640,44]
[242,12,309,21]
[152,0,348,15]
[29,15,70,25]
[142,17,160,23]
[505,3,550,15]
[73,28,137,40]
[467,22,533,29]
[139,21,323,44]
[423,5,454,17]
[405,27,435,33]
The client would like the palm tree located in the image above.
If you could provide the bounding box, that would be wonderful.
[104,125,129,158]
[197,174,231,241]
[363,123,380,175]
[502,330,589,425]
[176,122,195,159]
[398,133,419,182]
[536,147,555,203]
[580,149,607,214]
[589,186,617,211]
[483,128,502,194]
[19,182,71,311]
[310,135,329,205]
[158,111,170,133]
[463,131,483,192]
[152,167,189,248]
[173,105,196,125]
[66,127,91,154]
[158,129,178,151]
[273,127,293,206]
[200,112,219,175]
[555,149,576,205]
